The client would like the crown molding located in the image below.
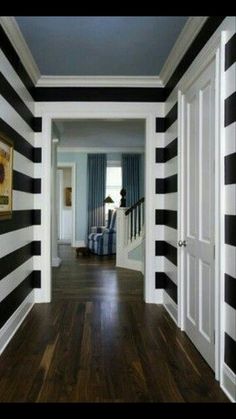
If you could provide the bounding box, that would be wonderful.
[159,16,209,86]
[0,16,40,85]
[58,146,144,153]
[36,75,163,88]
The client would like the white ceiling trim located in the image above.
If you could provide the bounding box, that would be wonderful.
[58,146,144,153]
[159,16,209,85]
[36,75,163,88]
[0,16,40,85]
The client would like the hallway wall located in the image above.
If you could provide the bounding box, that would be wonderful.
[0,24,42,352]
[154,17,236,400]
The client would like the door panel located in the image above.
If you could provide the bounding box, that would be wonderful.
[183,59,215,371]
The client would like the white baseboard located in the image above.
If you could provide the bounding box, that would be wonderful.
[52,257,62,267]
[222,362,236,402]
[58,239,71,244]
[145,289,163,304]
[116,259,143,272]
[163,291,178,325]
[0,291,35,355]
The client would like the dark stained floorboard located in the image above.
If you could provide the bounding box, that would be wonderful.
[0,245,229,402]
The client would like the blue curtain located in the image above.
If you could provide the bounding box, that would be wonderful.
[87,154,107,233]
[122,154,141,207]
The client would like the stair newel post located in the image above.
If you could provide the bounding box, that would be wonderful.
[116,207,129,268]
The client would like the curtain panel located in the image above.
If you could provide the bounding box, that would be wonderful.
[87,154,107,234]
[122,154,141,207]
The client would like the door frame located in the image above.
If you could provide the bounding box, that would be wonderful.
[57,162,76,247]
[36,101,163,304]
[178,33,224,381]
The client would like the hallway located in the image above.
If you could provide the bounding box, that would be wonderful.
[0,246,228,402]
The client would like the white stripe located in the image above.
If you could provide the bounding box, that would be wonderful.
[225,302,236,341]
[155,163,165,178]
[225,244,236,279]
[155,256,165,271]
[154,225,165,239]
[165,156,177,178]
[224,63,236,100]
[0,96,34,146]
[165,121,177,146]
[13,190,34,210]
[0,259,33,302]
[0,226,33,258]
[165,192,178,211]
[164,225,177,243]
[34,163,42,178]
[0,50,34,113]
[165,100,177,117]
[164,258,177,285]
[224,122,236,157]
[154,194,165,209]
[155,132,165,148]
[224,185,236,216]
[14,150,34,178]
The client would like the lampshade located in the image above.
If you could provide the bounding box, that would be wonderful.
[104,195,114,203]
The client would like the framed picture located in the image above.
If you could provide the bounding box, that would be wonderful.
[0,133,13,220]
[65,187,72,206]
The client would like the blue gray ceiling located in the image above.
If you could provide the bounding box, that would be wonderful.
[15,16,188,76]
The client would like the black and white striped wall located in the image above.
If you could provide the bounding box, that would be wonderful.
[154,16,236,400]
[0,24,42,352]
[224,25,236,385]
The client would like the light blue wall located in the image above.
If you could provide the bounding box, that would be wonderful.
[128,241,144,262]
[58,151,145,244]
[58,152,88,244]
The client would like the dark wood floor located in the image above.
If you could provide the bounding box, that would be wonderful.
[0,245,229,402]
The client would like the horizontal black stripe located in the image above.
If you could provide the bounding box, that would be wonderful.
[165,103,178,131]
[225,92,236,127]
[155,272,166,289]
[155,241,177,266]
[156,138,178,163]
[155,272,177,303]
[33,148,42,163]
[225,214,236,246]
[32,270,41,288]
[225,332,236,375]
[13,171,41,194]
[32,241,41,255]
[165,138,178,162]
[165,17,225,100]
[33,118,42,133]
[0,210,41,235]
[0,119,41,161]
[0,24,34,97]
[225,273,236,310]
[34,86,166,102]
[155,210,177,229]
[0,72,39,133]
[225,153,236,184]
[225,33,236,71]
[156,174,177,194]
[0,118,36,162]
[0,272,35,329]
[156,118,166,132]
[156,178,165,194]
[0,241,40,281]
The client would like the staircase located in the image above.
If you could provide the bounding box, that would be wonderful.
[116,198,145,273]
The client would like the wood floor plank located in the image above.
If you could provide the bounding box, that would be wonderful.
[0,245,229,402]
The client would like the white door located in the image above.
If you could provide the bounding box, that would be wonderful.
[181,58,215,370]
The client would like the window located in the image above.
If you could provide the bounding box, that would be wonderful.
[105,165,122,217]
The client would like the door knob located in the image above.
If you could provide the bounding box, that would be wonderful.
[178,240,187,247]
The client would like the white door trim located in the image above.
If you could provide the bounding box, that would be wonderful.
[57,162,76,248]
[178,33,224,381]
[37,102,163,305]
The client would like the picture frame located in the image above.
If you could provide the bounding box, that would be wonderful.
[0,132,13,220]
[65,187,72,206]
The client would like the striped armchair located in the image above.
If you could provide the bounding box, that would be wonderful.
[88,210,116,255]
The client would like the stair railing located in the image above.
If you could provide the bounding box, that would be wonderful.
[125,197,145,243]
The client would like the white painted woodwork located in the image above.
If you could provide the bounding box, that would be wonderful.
[182,58,216,371]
